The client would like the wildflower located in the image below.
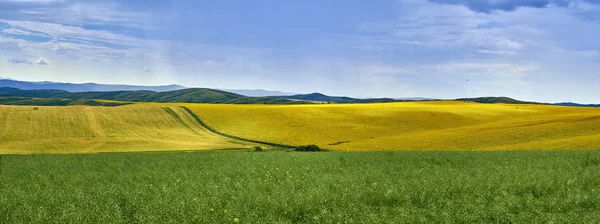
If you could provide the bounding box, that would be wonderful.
[234,218,240,223]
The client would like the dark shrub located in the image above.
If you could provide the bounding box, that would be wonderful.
[295,145,322,152]
[253,146,264,152]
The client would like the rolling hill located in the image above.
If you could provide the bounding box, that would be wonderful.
[271,93,400,103]
[0,97,130,106]
[457,97,540,104]
[0,87,307,104]
[187,101,600,151]
[0,105,254,154]
[219,89,296,97]
[2,100,599,153]
[554,102,600,107]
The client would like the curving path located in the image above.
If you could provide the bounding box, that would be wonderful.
[180,106,296,149]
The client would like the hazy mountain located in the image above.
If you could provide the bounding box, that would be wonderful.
[271,93,402,103]
[395,97,438,101]
[457,97,541,104]
[219,89,296,97]
[553,102,600,107]
[0,79,186,92]
[0,78,302,98]
[458,97,600,107]
[2,79,595,106]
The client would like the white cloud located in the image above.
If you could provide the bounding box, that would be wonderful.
[477,49,518,55]
[357,3,535,55]
[34,56,49,65]
[1,27,49,37]
[0,19,150,47]
[6,2,152,28]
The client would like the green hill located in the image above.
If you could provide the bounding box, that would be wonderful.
[0,87,308,104]
[0,97,130,106]
[271,93,398,103]
[456,97,540,104]
[225,97,312,104]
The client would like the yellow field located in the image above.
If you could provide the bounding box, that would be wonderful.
[187,101,600,151]
[0,105,251,154]
[2,101,599,153]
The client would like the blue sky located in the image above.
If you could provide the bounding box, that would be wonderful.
[0,0,599,103]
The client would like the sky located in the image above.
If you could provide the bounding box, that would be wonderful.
[0,0,599,103]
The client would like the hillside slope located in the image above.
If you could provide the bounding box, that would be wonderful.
[0,87,306,104]
[0,105,252,154]
[0,97,130,106]
[457,97,540,104]
[187,101,600,151]
[554,102,600,107]
[271,93,398,103]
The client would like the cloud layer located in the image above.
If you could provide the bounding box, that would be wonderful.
[427,0,600,12]
[429,0,553,12]
[7,58,32,65]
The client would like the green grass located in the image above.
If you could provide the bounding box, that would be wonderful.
[1,150,599,223]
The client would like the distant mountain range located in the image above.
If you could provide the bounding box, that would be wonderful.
[456,97,540,105]
[0,79,186,92]
[0,87,309,105]
[0,79,296,97]
[0,79,596,107]
[458,97,599,107]
[553,102,600,107]
[270,93,434,103]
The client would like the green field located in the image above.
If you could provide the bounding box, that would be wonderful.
[1,150,599,223]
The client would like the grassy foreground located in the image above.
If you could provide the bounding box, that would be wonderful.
[1,151,599,223]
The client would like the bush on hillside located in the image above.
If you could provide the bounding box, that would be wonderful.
[295,145,322,152]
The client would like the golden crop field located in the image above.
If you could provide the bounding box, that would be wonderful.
[187,101,600,151]
[0,105,251,154]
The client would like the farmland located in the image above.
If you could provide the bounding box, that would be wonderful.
[0,105,251,154]
[187,101,600,151]
[2,101,599,153]
[1,102,600,223]
[0,150,599,223]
